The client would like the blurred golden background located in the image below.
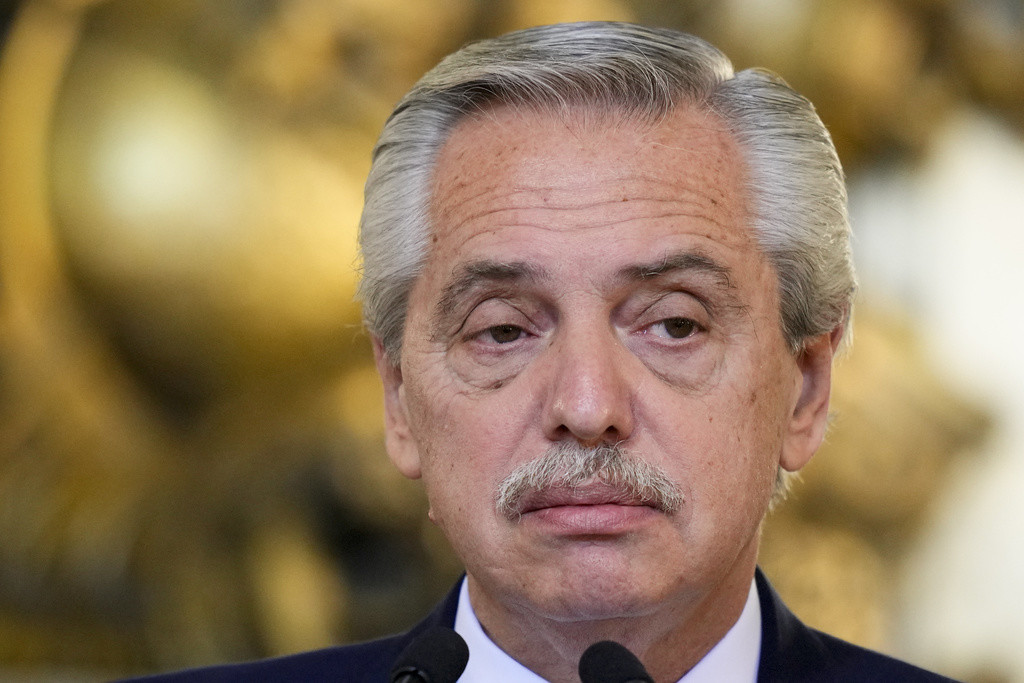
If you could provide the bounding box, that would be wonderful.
[0,0,1021,680]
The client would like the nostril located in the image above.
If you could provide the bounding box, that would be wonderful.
[551,425,622,450]
[542,337,635,443]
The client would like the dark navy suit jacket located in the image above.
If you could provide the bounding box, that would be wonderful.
[124,570,958,682]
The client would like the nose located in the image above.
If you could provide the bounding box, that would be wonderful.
[542,328,635,447]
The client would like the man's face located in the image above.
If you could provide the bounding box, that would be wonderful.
[375,104,834,628]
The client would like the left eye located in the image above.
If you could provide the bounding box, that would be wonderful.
[653,317,698,339]
[484,324,525,343]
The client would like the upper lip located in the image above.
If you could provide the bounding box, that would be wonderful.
[517,482,653,515]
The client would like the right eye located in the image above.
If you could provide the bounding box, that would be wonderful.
[650,317,700,340]
[482,324,525,344]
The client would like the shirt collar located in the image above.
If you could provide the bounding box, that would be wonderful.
[453,577,761,683]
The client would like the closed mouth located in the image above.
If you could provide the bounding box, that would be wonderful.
[516,482,657,516]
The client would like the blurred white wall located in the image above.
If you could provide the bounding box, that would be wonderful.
[852,107,1024,682]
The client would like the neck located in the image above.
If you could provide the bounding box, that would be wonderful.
[465,549,758,683]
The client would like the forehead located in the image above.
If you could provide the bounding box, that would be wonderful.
[421,103,761,294]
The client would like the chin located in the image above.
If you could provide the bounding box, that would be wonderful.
[528,564,666,623]
[540,590,659,624]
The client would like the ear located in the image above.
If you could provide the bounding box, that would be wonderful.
[780,324,844,472]
[372,337,422,479]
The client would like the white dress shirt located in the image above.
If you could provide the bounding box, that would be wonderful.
[454,577,762,682]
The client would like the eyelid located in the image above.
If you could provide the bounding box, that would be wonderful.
[629,289,710,327]
[448,294,510,334]
[458,297,537,341]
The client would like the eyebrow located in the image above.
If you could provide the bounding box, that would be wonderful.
[618,251,734,291]
[432,250,738,330]
[435,260,545,322]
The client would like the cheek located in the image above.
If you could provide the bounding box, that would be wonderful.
[665,363,791,498]
[403,377,509,504]
[720,365,795,499]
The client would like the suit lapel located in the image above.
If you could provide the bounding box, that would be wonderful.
[755,568,833,682]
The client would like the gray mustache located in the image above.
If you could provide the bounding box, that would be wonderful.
[495,442,684,520]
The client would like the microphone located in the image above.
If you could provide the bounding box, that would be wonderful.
[578,640,654,683]
[389,625,470,683]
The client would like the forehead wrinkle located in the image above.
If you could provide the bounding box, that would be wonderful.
[434,260,546,324]
[435,187,544,236]
[442,192,735,238]
[507,210,737,239]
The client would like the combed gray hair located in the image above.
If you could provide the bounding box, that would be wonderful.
[358,21,855,363]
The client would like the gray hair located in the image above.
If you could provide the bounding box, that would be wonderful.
[358,22,854,363]
[495,442,684,521]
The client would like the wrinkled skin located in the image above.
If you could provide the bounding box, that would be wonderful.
[374,104,839,682]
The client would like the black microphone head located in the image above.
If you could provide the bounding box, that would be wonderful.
[389,625,469,683]
[578,640,654,683]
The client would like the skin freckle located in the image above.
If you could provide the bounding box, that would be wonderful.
[378,99,844,683]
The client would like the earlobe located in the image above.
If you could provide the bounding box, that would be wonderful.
[372,338,423,480]
[780,325,842,472]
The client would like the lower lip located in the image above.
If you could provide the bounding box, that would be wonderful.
[522,504,658,536]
